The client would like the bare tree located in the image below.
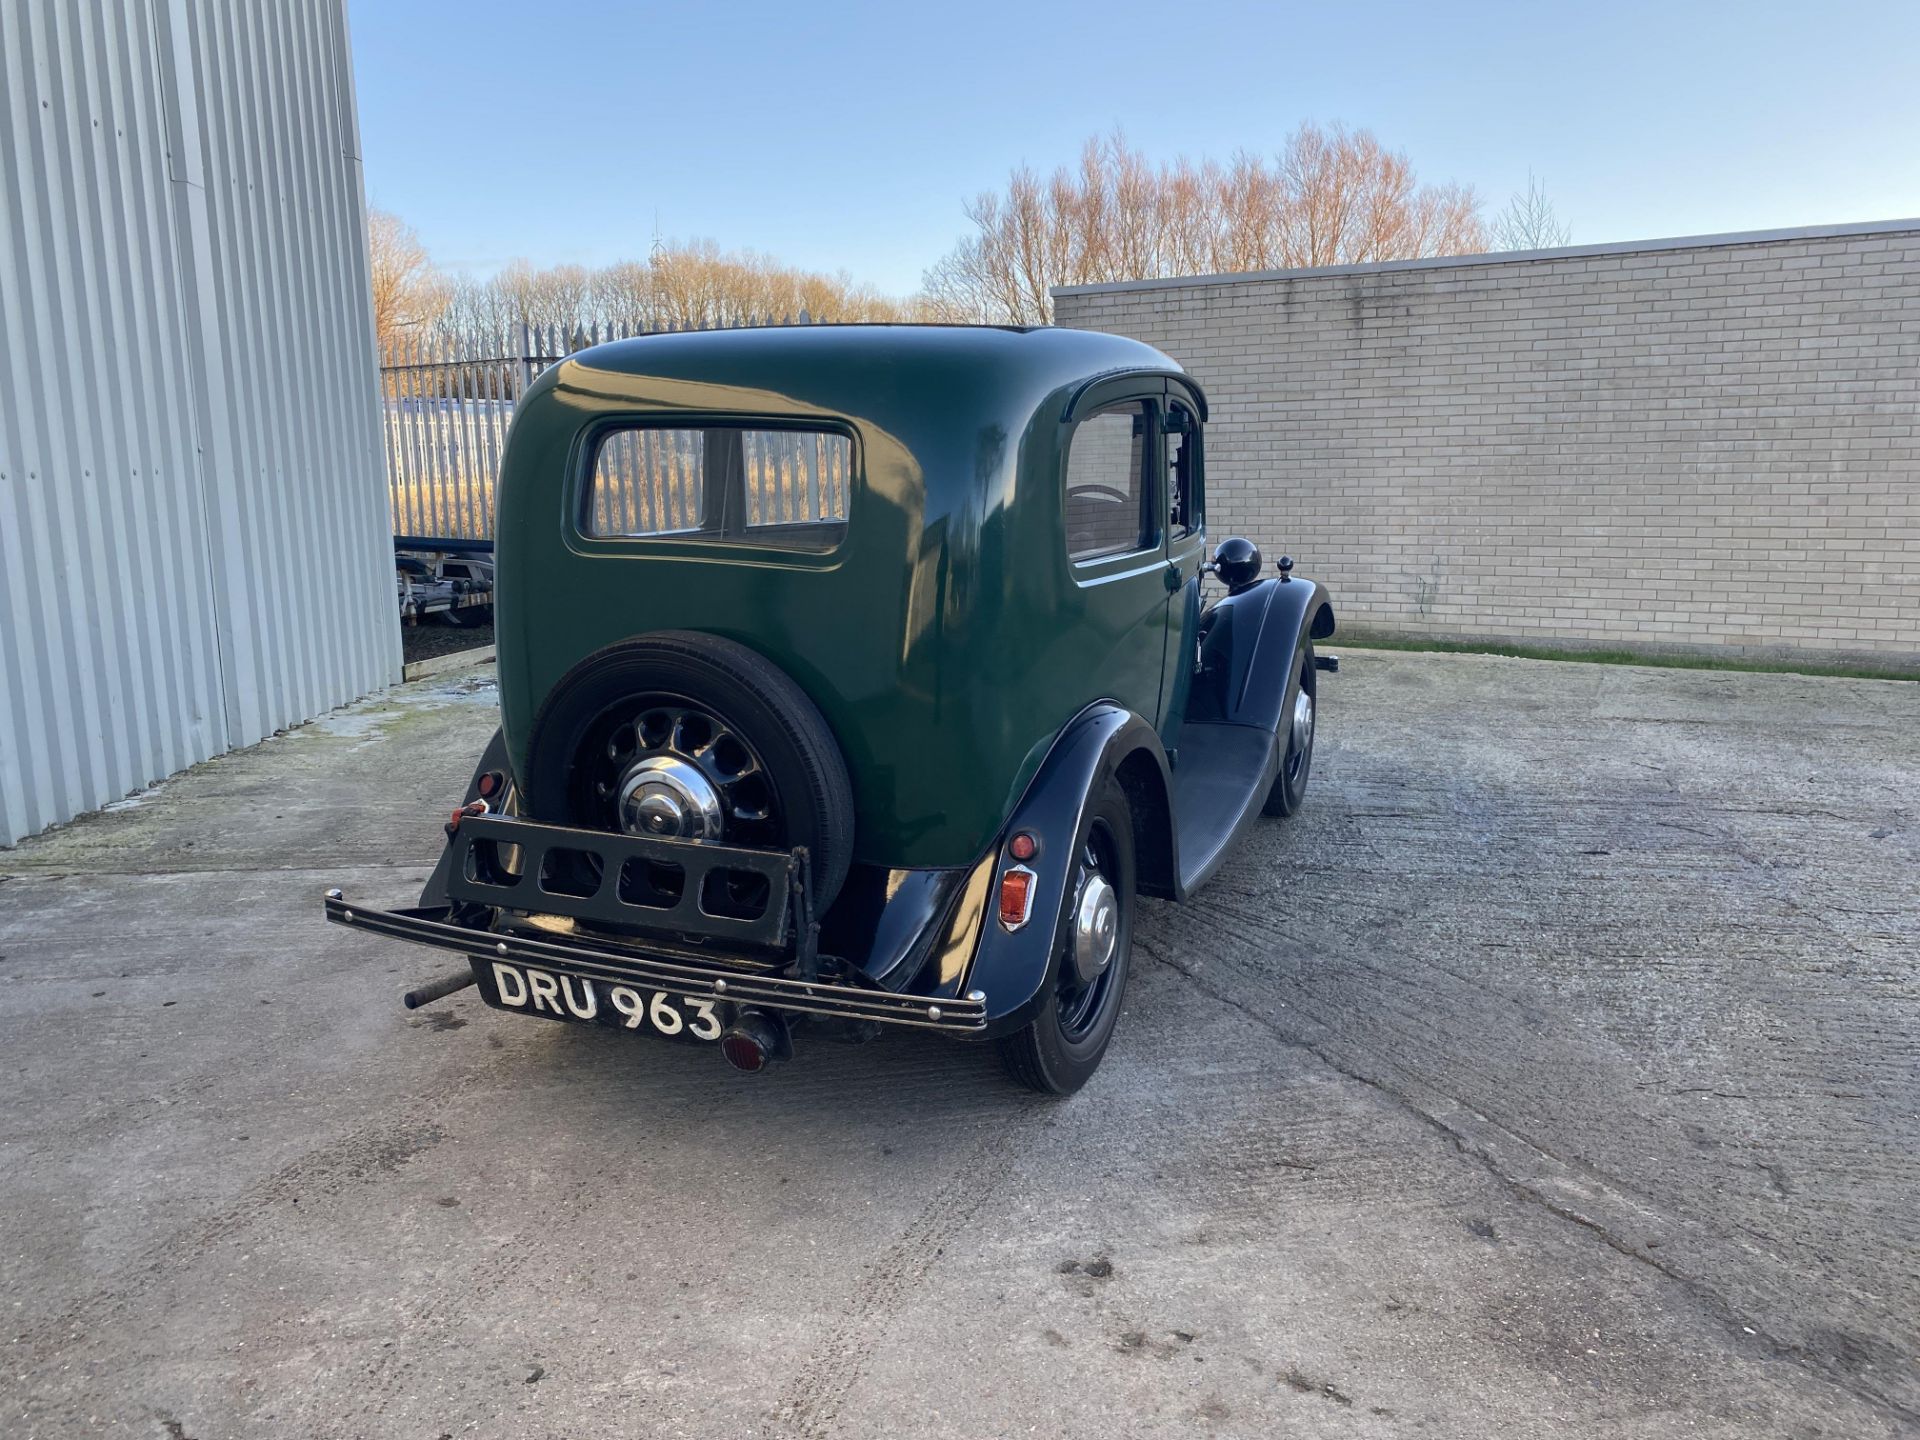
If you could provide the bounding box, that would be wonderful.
[921,126,1487,325]
[434,273,520,352]
[365,208,446,350]
[492,260,597,337]
[1489,172,1571,252]
[591,260,655,326]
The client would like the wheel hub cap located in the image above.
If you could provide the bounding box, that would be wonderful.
[1072,873,1119,985]
[1291,687,1315,756]
[617,756,726,839]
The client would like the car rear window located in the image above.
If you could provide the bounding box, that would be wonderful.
[584,424,851,551]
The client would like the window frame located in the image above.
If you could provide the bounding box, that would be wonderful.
[571,414,858,558]
[1166,395,1204,541]
[1060,396,1163,568]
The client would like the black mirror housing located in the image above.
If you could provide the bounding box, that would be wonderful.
[1211,537,1263,592]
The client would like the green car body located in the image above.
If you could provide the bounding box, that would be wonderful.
[327,322,1334,1092]
[493,324,1210,872]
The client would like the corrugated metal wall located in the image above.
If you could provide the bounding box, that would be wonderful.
[0,0,401,845]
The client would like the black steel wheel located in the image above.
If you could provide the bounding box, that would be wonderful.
[525,632,856,910]
[997,778,1134,1095]
[570,698,780,848]
[1262,644,1317,818]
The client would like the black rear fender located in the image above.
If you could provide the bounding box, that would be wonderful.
[965,704,1172,1031]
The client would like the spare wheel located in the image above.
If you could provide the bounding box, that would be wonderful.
[524,631,856,911]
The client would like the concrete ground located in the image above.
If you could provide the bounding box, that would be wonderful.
[2,650,1915,1439]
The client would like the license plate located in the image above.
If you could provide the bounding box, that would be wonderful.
[475,960,728,1043]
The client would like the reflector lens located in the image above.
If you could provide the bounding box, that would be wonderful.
[721,1033,768,1073]
[1008,831,1037,861]
[999,868,1035,929]
[476,770,501,798]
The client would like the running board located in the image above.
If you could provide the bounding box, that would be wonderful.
[1168,722,1277,896]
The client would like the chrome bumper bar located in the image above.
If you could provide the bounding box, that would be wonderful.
[323,893,987,1035]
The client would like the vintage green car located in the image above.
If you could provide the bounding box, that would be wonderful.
[326,324,1335,1093]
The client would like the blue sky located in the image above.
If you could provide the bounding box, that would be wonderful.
[349,0,1920,294]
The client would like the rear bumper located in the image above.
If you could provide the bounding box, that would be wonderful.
[322,893,988,1035]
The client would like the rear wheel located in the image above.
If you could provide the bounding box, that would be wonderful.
[997,779,1135,1095]
[1262,644,1317,818]
[524,632,856,910]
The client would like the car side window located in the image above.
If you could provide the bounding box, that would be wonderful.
[1167,400,1202,539]
[1063,401,1156,563]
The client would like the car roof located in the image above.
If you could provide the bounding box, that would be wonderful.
[556,323,1190,421]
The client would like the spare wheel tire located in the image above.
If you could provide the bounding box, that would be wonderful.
[524,631,856,911]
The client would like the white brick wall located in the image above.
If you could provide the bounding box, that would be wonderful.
[1053,224,1920,666]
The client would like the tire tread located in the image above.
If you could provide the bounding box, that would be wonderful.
[995,1027,1056,1093]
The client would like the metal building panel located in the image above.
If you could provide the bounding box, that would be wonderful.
[0,0,400,846]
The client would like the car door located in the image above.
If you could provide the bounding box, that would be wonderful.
[1156,383,1207,751]
[1060,386,1171,731]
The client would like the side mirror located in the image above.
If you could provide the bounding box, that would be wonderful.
[1206,537,1262,592]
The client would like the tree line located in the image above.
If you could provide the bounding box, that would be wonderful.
[369,227,925,356]
[370,122,1569,351]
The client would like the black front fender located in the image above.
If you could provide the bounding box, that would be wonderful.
[964,703,1171,1032]
[1189,576,1335,732]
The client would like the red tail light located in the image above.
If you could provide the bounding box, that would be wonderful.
[719,1010,783,1073]
[720,1032,769,1073]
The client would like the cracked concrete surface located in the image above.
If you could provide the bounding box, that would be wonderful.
[1,650,1915,1438]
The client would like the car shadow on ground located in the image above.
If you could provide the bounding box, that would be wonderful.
[462,995,1043,1125]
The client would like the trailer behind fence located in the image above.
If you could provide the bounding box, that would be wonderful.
[381,315,832,541]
